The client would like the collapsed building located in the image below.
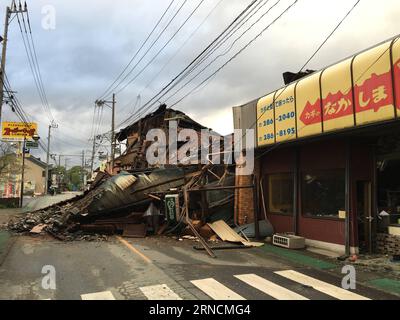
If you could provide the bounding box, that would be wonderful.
[8,105,268,255]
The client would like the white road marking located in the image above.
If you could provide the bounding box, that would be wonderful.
[81,290,116,300]
[139,284,182,300]
[234,274,309,300]
[275,270,370,300]
[191,278,245,300]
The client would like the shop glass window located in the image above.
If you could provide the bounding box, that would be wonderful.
[268,173,294,214]
[301,169,345,218]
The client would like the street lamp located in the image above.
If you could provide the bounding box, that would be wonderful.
[19,134,40,208]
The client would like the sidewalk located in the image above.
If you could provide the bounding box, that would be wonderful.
[0,208,23,265]
[256,243,400,297]
[0,208,23,225]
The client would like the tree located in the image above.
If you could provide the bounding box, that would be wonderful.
[66,165,83,190]
[0,142,18,176]
[0,142,20,197]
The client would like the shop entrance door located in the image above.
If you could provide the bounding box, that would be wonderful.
[356,181,373,253]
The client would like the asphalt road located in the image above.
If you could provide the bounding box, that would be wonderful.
[0,235,398,300]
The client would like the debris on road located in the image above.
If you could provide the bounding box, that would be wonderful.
[5,106,270,259]
[208,220,264,248]
[30,224,47,234]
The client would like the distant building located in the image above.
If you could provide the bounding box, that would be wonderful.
[0,154,47,198]
[0,153,21,199]
[24,156,47,195]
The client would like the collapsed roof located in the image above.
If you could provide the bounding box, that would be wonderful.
[113,104,223,171]
[116,104,207,142]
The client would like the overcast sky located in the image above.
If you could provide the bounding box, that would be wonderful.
[1,0,400,167]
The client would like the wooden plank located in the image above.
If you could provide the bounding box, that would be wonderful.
[208,220,263,247]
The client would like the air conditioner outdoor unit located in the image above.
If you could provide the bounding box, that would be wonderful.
[273,233,305,249]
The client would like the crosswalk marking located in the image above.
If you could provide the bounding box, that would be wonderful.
[234,274,309,300]
[48,271,374,300]
[275,270,370,300]
[140,284,182,300]
[191,278,245,300]
[81,290,116,300]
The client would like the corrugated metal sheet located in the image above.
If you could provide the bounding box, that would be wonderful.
[86,168,197,215]
[232,99,257,149]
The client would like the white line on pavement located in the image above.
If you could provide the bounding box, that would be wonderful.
[81,290,116,300]
[234,274,309,300]
[140,284,182,300]
[191,278,245,300]
[275,270,370,300]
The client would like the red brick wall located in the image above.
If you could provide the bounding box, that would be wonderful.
[235,174,254,225]
[234,158,260,225]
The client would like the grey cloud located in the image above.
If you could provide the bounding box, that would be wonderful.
[1,0,399,161]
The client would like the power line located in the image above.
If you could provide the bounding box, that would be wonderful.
[97,0,177,100]
[252,0,363,160]
[170,0,298,107]
[3,73,49,154]
[142,0,225,94]
[98,0,189,100]
[14,7,55,124]
[179,0,268,82]
[114,0,207,95]
[126,0,293,121]
[165,0,280,104]
[25,8,55,122]
[118,0,225,120]
[298,0,362,72]
[114,0,259,130]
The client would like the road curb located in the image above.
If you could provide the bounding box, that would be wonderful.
[0,231,16,267]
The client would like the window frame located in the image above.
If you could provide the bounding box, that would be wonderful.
[265,172,295,216]
[300,168,345,220]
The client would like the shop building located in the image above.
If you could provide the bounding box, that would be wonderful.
[233,36,400,255]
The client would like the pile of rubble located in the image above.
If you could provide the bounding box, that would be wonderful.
[6,200,106,241]
[5,106,271,258]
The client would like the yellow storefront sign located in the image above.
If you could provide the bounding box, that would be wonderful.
[275,84,297,143]
[256,36,400,147]
[1,122,38,141]
[257,92,276,145]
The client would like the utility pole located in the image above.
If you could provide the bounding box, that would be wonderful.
[45,121,58,194]
[95,94,116,174]
[45,125,51,194]
[111,93,116,170]
[64,157,69,187]
[19,133,39,207]
[0,2,27,123]
[90,134,96,178]
[0,5,11,123]
[19,137,26,207]
[57,154,61,191]
[81,150,85,190]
